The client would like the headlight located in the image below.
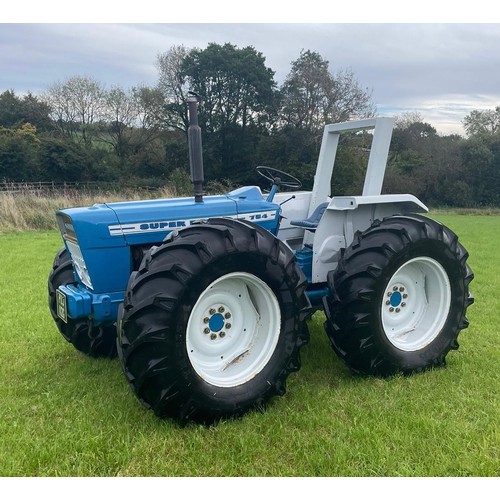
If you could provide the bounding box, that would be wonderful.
[57,213,94,290]
[65,239,94,290]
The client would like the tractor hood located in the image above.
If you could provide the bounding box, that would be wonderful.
[57,186,278,247]
[56,186,280,293]
[104,185,279,245]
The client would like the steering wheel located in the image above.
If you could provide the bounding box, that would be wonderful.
[256,166,302,189]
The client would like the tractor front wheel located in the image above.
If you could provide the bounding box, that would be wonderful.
[48,247,117,358]
[323,214,474,376]
[117,218,310,424]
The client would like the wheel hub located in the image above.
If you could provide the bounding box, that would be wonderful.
[390,291,402,307]
[385,286,408,313]
[203,306,232,339]
[208,313,224,332]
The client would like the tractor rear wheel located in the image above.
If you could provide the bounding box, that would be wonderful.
[48,247,117,358]
[117,218,310,424]
[323,214,474,376]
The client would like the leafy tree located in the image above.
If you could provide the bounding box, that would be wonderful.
[125,136,168,183]
[156,45,192,133]
[279,50,332,132]
[330,67,375,122]
[39,136,97,182]
[279,50,374,133]
[385,116,474,206]
[394,111,424,130]
[0,90,21,127]
[463,106,500,137]
[331,137,372,195]
[19,93,53,131]
[390,121,438,173]
[97,85,139,157]
[417,133,467,206]
[163,130,189,173]
[0,90,52,130]
[183,43,277,133]
[129,85,167,153]
[0,124,41,181]
[156,43,277,138]
[44,76,105,146]
[461,135,500,205]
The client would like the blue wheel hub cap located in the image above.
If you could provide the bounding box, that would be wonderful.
[208,313,225,332]
[390,291,402,307]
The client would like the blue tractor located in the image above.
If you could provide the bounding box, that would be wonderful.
[48,95,474,423]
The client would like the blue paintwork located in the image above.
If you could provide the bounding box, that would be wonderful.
[294,246,313,283]
[305,287,329,306]
[294,247,328,306]
[60,284,124,325]
[390,291,402,307]
[56,186,281,323]
[209,313,225,332]
[266,184,279,202]
[59,284,92,318]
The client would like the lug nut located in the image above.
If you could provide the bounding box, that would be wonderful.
[389,307,394,312]
[387,291,392,297]
[224,312,231,319]
[209,308,216,315]
[393,286,398,291]
[219,332,226,338]
[203,317,209,324]
[399,287,405,292]
[204,328,210,334]
[401,302,406,307]
[218,306,225,313]
[395,307,401,313]
[210,333,217,340]
[225,323,232,329]
[385,300,391,306]
[403,293,408,299]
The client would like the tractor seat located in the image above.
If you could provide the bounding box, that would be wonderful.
[290,202,329,232]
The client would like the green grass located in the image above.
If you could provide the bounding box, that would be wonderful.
[0,214,499,476]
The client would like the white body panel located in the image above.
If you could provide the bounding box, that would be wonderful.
[311,194,427,283]
[274,191,311,250]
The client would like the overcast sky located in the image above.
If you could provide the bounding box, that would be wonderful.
[2,5,500,135]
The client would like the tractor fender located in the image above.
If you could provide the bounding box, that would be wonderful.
[310,194,428,284]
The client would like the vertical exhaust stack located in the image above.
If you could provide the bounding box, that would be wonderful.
[187,93,204,203]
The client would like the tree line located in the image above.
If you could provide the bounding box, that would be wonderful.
[0,43,499,207]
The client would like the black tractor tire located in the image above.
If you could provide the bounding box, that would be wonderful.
[323,214,474,376]
[117,218,311,424]
[48,247,117,358]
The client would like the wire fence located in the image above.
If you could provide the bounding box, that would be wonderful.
[0,181,160,194]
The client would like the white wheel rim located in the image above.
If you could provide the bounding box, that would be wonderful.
[381,257,451,351]
[186,272,281,387]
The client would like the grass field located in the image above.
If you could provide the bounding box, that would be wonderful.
[0,214,499,477]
